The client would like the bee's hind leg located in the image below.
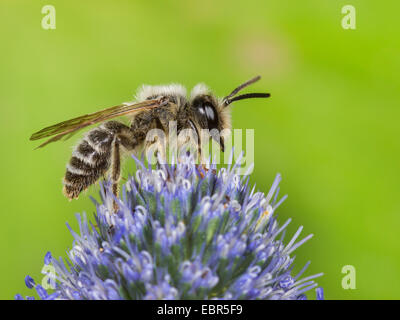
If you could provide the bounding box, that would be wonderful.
[103,121,142,213]
[110,137,122,213]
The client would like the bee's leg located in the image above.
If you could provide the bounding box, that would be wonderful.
[110,137,121,213]
[187,120,202,164]
[197,140,203,165]
[144,135,167,166]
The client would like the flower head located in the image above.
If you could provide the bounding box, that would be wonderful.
[17,152,323,300]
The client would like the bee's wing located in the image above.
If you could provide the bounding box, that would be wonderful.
[30,98,168,149]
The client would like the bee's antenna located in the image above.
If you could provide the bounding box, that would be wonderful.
[226,92,270,104]
[223,75,270,106]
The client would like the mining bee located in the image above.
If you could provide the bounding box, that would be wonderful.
[30,76,270,202]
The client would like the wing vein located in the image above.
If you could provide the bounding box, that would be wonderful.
[30,97,169,148]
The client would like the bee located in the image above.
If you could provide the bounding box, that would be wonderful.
[30,76,270,202]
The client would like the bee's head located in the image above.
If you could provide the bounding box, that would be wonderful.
[190,76,270,151]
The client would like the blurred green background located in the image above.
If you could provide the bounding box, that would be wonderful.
[0,0,399,300]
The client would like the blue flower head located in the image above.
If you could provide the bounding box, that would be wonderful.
[17,152,324,300]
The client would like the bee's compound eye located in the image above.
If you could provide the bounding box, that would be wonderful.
[204,103,218,129]
[204,103,216,120]
[195,99,219,130]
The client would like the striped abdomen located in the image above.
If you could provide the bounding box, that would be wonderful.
[63,126,114,199]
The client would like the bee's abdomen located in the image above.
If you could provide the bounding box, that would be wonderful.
[63,128,113,199]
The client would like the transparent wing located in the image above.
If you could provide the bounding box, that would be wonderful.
[30,97,168,149]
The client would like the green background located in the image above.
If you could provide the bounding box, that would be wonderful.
[0,0,399,300]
